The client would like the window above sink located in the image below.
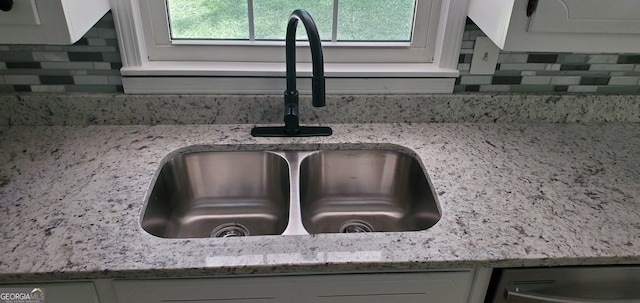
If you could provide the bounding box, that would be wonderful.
[109,0,470,94]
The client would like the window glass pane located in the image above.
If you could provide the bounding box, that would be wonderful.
[166,0,416,42]
[253,0,333,40]
[337,0,415,41]
[167,0,249,39]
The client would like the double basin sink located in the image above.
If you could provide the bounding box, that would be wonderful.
[141,147,441,238]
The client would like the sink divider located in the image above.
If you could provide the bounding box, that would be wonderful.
[276,151,315,236]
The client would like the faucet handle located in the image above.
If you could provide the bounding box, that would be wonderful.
[312,75,326,107]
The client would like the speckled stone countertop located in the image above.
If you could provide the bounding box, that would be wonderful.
[1,122,639,282]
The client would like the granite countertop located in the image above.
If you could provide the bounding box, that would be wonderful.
[1,121,639,282]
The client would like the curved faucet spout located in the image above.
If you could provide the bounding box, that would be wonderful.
[286,9,326,107]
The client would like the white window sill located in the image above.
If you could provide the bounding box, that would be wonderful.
[121,62,459,94]
[121,61,460,77]
[111,0,469,94]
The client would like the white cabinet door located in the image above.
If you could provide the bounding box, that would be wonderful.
[528,0,640,34]
[302,272,474,303]
[0,0,110,44]
[114,277,298,302]
[468,0,640,52]
[114,272,474,303]
[0,282,100,303]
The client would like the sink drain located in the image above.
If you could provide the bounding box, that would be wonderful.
[339,220,374,233]
[211,223,250,238]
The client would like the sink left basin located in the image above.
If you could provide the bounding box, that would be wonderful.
[141,151,291,238]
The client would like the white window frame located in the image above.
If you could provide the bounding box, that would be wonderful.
[109,0,470,94]
[145,0,437,63]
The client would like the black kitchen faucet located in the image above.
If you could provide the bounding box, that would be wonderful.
[251,9,332,137]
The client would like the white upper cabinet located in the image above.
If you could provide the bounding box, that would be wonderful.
[0,0,110,44]
[528,0,640,35]
[468,0,640,52]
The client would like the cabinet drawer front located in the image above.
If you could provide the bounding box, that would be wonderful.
[529,0,640,34]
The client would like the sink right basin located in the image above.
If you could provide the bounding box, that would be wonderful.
[299,150,441,234]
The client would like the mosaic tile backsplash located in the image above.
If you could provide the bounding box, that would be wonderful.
[455,22,640,94]
[0,14,638,94]
[0,13,122,93]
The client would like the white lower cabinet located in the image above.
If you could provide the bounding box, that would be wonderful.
[0,282,100,303]
[298,272,474,303]
[113,271,474,303]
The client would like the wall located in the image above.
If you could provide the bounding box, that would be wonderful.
[0,13,122,93]
[1,14,639,94]
[455,21,640,94]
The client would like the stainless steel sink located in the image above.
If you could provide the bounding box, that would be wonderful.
[141,148,441,238]
[141,151,290,238]
[299,150,441,234]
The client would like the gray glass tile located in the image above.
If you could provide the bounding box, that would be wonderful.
[567,85,597,93]
[580,77,610,85]
[65,85,119,93]
[608,77,639,86]
[528,54,558,63]
[68,52,104,62]
[551,76,581,85]
[31,85,66,93]
[40,75,74,85]
[3,75,40,85]
[5,62,41,69]
[497,54,529,64]
[32,52,69,62]
[492,76,522,85]
[0,51,34,62]
[596,85,640,94]
[618,55,640,64]
[508,85,555,92]
[521,76,551,85]
[557,54,588,64]
[587,55,619,64]
[560,64,589,71]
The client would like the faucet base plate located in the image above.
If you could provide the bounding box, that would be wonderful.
[251,126,332,137]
